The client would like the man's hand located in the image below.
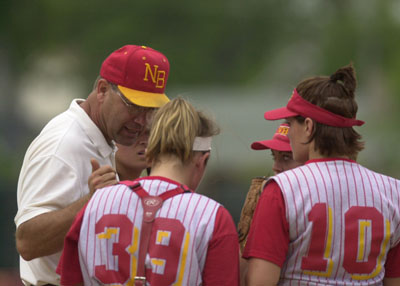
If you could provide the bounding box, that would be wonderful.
[88,158,118,196]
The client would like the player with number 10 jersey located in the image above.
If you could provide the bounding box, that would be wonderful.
[243,64,400,285]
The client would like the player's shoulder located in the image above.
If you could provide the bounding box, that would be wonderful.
[87,184,131,211]
[362,165,400,185]
[269,164,306,182]
[180,191,221,205]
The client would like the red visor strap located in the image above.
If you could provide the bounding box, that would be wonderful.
[287,89,364,127]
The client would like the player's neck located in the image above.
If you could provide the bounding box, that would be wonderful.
[149,156,193,188]
[308,146,350,161]
[117,168,143,181]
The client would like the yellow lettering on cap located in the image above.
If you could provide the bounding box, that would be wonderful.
[144,63,158,83]
[156,70,166,88]
[277,126,289,136]
[144,63,166,89]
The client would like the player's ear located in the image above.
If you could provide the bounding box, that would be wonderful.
[194,151,210,168]
[304,117,314,140]
[202,151,210,167]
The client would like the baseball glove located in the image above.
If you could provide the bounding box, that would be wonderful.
[238,176,268,252]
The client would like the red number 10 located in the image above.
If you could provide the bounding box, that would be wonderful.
[301,204,390,280]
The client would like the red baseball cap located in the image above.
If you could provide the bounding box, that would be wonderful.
[264,89,364,127]
[251,123,292,152]
[100,45,170,108]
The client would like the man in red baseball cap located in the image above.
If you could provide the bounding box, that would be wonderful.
[98,45,171,145]
[15,45,171,285]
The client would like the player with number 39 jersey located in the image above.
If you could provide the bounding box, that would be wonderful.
[243,64,400,286]
[57,98,240,286]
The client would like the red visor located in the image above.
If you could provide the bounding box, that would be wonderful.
[251,123,291,152]
[264,89,364,127]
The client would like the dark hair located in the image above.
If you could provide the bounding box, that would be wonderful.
[295,63,364,159]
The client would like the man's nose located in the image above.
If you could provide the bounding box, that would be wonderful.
[132,111,147,126]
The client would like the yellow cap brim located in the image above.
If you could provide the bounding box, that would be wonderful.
[118,85,170,108]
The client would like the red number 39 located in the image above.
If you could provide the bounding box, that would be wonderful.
[94,214,189,285]
[301,204,391,280]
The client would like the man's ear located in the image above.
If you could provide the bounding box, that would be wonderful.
[96,79,109,102]
[304,117,314,141]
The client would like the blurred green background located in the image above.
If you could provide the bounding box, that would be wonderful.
[1,0,400,280]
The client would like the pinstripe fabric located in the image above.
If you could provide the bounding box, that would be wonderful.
[77,177,220,285]
[271,159,400,286]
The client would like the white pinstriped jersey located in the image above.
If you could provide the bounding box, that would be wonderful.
[77,176,221,285]
[271,159,400,286]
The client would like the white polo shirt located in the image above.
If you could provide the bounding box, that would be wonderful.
[15,99,117,286]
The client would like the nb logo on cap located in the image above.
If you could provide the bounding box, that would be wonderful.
[144,63,166,89]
